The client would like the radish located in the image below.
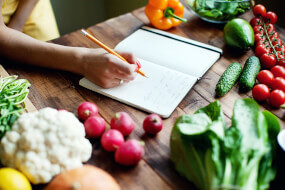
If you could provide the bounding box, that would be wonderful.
[115,139,144,166]
[84,116,105,138]
[77,102,98,121]
[143,114,163,135]
[110,112,134,136]
[101,129,125,152]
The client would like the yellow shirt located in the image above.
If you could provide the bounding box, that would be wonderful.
[2,0,60,41]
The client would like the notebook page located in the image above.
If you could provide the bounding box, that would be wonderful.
[115,27,222,78]
[79,59,197,118]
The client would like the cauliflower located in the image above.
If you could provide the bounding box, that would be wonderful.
[0,107,92,184]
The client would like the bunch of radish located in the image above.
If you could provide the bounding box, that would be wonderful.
[250,5,285,108]
[77,102,163,166]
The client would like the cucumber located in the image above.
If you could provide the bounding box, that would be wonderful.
[216,62,243,97]
[239,56,261,92]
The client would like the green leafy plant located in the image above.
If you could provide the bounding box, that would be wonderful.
[170,98,281,190]
[0,76,30,138]
[187,0,254,22]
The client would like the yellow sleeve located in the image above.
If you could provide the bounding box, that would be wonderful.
[2,0,59,41]
[23,0,60,41]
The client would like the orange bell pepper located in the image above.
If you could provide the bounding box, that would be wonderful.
[145,0,187,30]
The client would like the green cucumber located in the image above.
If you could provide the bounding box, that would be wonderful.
[216,62,243,97]
[239,56,261,92]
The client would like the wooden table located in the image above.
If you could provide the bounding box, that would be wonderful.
[1,2,284,190]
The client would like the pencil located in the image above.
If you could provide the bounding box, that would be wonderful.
[81,29,147,77]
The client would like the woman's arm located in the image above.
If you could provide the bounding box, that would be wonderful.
[6,0,39,31]
[0,1,137,88]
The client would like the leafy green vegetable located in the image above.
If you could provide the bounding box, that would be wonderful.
[170,98,280,190]
[186,0,253,22]
[0,76,30,138]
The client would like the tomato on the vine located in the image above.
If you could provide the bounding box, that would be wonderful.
[257,70,274,86]
[253,4,267,18]
[255,44,271,58]
[275,45,285,53]
[265,11,277,24]
[270,32,279,41]
[271,65,285,78]
[269,89,285,108]
[254,33,266,43]
[260,54,277,69]
[250,17,262,27]
[272,38,283,46]
[253,25,264,34]
[277,54,285,67]
[252,84,270,102]
[255,40,269,47]
[265,23,275,34]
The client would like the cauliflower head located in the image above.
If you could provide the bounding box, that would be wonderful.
[0,107,92,184]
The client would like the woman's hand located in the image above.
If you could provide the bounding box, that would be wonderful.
[80,48,138,88]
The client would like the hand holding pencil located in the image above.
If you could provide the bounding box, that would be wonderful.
[81,29,147,78]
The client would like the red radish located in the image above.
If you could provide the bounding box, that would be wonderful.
[115,139,144,166]
[84,116,105,138]
[110,112,134,136]
[101,129,125,152]
[77,102,98,121]
[143,114,163,135]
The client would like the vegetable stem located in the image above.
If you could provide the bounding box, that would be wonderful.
[164,8,187,23]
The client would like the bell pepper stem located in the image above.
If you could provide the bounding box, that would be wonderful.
[164,7,187,23]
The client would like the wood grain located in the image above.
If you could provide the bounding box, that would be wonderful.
[0,1,284,190]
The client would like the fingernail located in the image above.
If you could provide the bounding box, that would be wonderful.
[136,61,141,69]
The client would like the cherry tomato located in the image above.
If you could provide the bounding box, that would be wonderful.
[257,70,274,86]
[252,84,270,102]
[266,23,275,33]
[277,54,285,66]
[255,44,271,58]
[253,4,267,18]
[255,40,269,47]
[272,38,283,47]
[269,89,285,108]
[271,77,285,91]
[260,54,277,69]
[253,25,264,35]
[275,45,285,53]
[254,33,266,43]
[265,11,277,24]
[250,17,262,27]
[270,32,279,41]
[271,65,285,78]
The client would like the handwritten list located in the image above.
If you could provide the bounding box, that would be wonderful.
[79,59,197,117]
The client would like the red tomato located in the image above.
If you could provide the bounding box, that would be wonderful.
[260,54,277,69]
[257,70,274,86]
[250,17,262,27]
[277,54,285,67]
[271,65,285,78]
[266,23,275,33]
[252,84,270,102]
[253,4,267,18]
[255,40,269,47]
[272,38,283,47]
[254,33,266,43]
[253,25,264,34]
[270,32,279,41]
[255,45,271,58]
[265,11,277,24]
[275,45,285,53]
[271,77,285,92]
[269,89,285,108]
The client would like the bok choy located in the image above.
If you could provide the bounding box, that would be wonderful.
[170,98,281,190]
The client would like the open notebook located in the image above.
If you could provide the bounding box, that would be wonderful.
[79,27,222,118]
